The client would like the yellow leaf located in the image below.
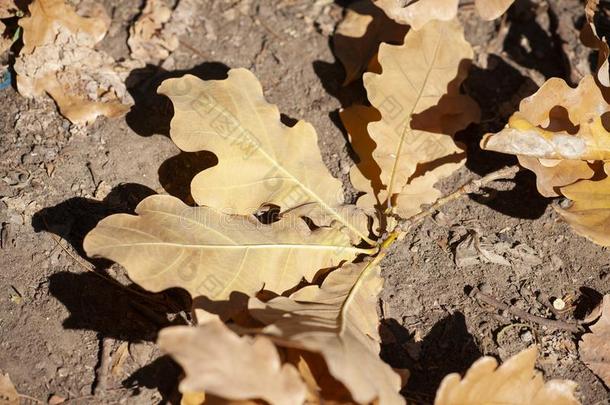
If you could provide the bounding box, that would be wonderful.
[580,294,610,386]
[0,373,18,405]
[355,19,476,213]
[555,163,610,246]
[434,346,580,405]
[475,0,515,20]
[84,195,371,300]
[249,262,404,405]
[158,69,372,243]
[517,156,595,198]
[340,105,383,205]
[333,0,408,84]
[180,392,206,405]
[44,74,130,125]
[19,0,108,53]
[481,75,610,160]
[374,0,513,29]
[158,319,307,405]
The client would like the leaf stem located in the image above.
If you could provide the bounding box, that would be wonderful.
[378,165,522,252]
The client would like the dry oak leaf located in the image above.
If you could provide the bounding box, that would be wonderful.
[353,19,477,213]
[374,0,513,30]
[0,373,18,405]
[84,195,370,300]
[580,294,610,386]
[128,0,180,63]
[556,163,610,246]
[434,346,581,405]
[481,75,610,160]
[158,69,372,243]
[158,318,307,405]
[581,0,610,87]
[517,156,595,198]
[333,0,408,85]
[249,262,404,405]
[14,0,133,125]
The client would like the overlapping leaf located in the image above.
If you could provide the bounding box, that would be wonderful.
[84,195,370,300]
[158,318,307,405]
[14,0,133,124]
[579,294,610,386]
[481,75,610,160]
[158,69,371,242]
[249,262,404,405]
[374,0,514,30]
[555,164,610,246]
[333,0,408,84]
[517,157,594,198]
[581,0,610,87]
[434,347,580,405]
[347,20,478,217]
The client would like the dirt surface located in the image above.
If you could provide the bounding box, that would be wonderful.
[0,0,609,403]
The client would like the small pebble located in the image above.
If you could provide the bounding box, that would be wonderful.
[520,330,533,343]
[553,298,566,311]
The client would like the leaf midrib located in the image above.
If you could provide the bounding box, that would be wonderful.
[386,26,444,200]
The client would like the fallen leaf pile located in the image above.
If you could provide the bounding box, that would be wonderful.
[1,0,195,124]
[84,23,582,399]
[481,74,610,245]
[12,0,135,125]
[1,0,605,403]
[480,0,610,247]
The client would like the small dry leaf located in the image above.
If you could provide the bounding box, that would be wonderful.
[14,0,135,125]
[128,0,180,63]
[517,156,594,198]
[159,318,307,405]
[348,19,478,216]
[375,0,513,29]
[158,69,371,242]
[556,163,610,246]
[0,373,18,405]
[580,294,610,386]
[333,0,408,84]
[434,346,580,405]
[481,75,610,160]
[84,195,369,300]
[249,262,404,405]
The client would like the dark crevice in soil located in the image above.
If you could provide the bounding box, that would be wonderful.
[380,313,482,403]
